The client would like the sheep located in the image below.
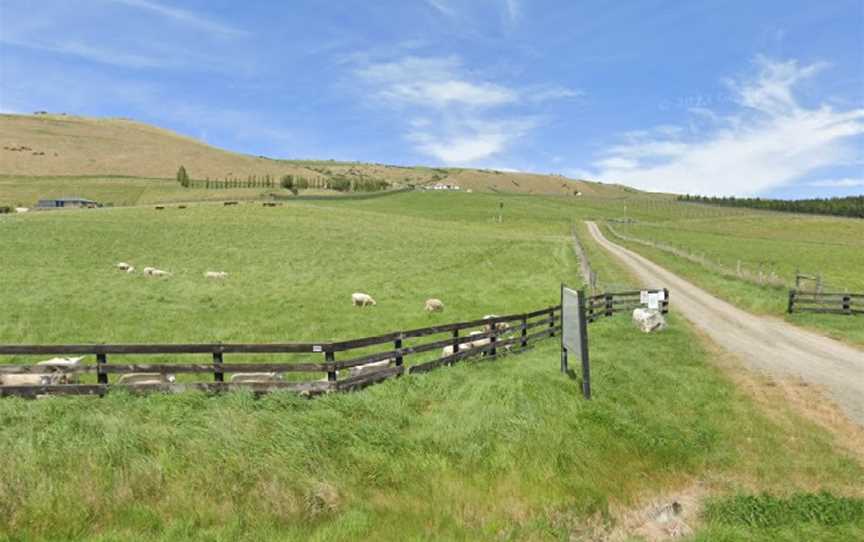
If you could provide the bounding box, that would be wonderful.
[117,373,176,385]
[424,298,444,312]
[35,356,82,384]
[116,262,133,271]
[1,373,54,386]
[14,207,29,213]
[230,372,283,383]
[352,292,376,307]
[441,332,488,358]
[143,267,170,277]
[205,271,228,279]
[482,315,512,334]
[348,359,393,378]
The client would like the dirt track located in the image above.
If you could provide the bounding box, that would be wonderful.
[586,221,864,426]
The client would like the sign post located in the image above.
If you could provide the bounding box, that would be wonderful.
[561,284,591,399]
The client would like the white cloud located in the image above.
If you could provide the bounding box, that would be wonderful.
[354,55,575,164]
[110,0,246,36]
[589,57,864,196]
[505,0,521,25]
[807,178,864,188]
[0,37,170,68]
[424,0,457,17]
[357,56,516,109]
[408,118,535,163]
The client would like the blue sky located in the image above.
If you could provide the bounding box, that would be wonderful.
[1,0,862,197]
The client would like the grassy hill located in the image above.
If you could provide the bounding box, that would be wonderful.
[0,113,634,202]
[1,192,862,540]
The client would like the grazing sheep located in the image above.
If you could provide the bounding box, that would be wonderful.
[116,262,133,271]
[482,315,511,334]
[205,271,228,279]
[348,359,393,378]
[230,372,283,383]
[143,267,170,277]
[352,292,376,307]
[469,330,491,350]
[36,356,83,384]
[0,373,54,386]
[14,207,29,213]
[424,298,444,312]
[117,373,176,385]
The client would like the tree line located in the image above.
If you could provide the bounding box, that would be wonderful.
[677,194,864,218]
[176,166,390,193]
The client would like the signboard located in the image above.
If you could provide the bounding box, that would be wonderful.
[561,285,591,399]
[562,286,585,357]
[641,288,665,308]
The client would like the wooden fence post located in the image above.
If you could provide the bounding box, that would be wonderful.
[213,350,224,382]
[489,324,497,357]
[662,288,670,315]
[326,351,337,382]
[843,295,851,315]
[520,314,528,348]
[605,294,613,317]
[787,289,796,314]
[548,308,556,337]
[394,337,404,374]
[451,329,459,365]
[96,353,108,385]
[578,288,591,399]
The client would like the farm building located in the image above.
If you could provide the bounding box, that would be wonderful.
[35,197,100,209]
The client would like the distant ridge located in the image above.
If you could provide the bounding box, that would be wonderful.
[0,113,634,197]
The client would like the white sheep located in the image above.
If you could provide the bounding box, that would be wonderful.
[116,262,133,271]
[143,267,170,277]
[352,292,376,307]
[348,359,393,378]
[117,373,176,385]
[482,315,511,334]
[230,372,283,383]
[205,271,228,279]
[35,356,83,384]
[424,298,444,312]
[0,373,54,386]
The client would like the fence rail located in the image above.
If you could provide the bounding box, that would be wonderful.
[0,305,561,398]
[787,290,863,315]
[586,289,669,323]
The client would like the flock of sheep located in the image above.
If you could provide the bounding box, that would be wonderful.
[0,274,508,390]
[351,292,444,313]
[0,357,181,387]
[116,262,227,279]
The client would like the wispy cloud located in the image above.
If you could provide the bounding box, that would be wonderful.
[357,56,516,108]
[110,0,246,36]
[354,54,577,164]
[0,36,170,68]
[423,0,457,17]
[504,0,521,25]
[588,57,864,196]
[422,0,523,27]
[807,178,864,188]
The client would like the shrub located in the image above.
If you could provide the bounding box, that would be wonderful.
[176,166,190,187]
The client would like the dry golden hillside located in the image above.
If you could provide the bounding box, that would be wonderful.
[0,113,631,196]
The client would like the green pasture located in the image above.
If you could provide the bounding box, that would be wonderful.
[0,191,861,540]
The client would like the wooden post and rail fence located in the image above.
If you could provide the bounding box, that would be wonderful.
[787,290,863,315]
[0,306,561,398]
[585,289,670,323]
